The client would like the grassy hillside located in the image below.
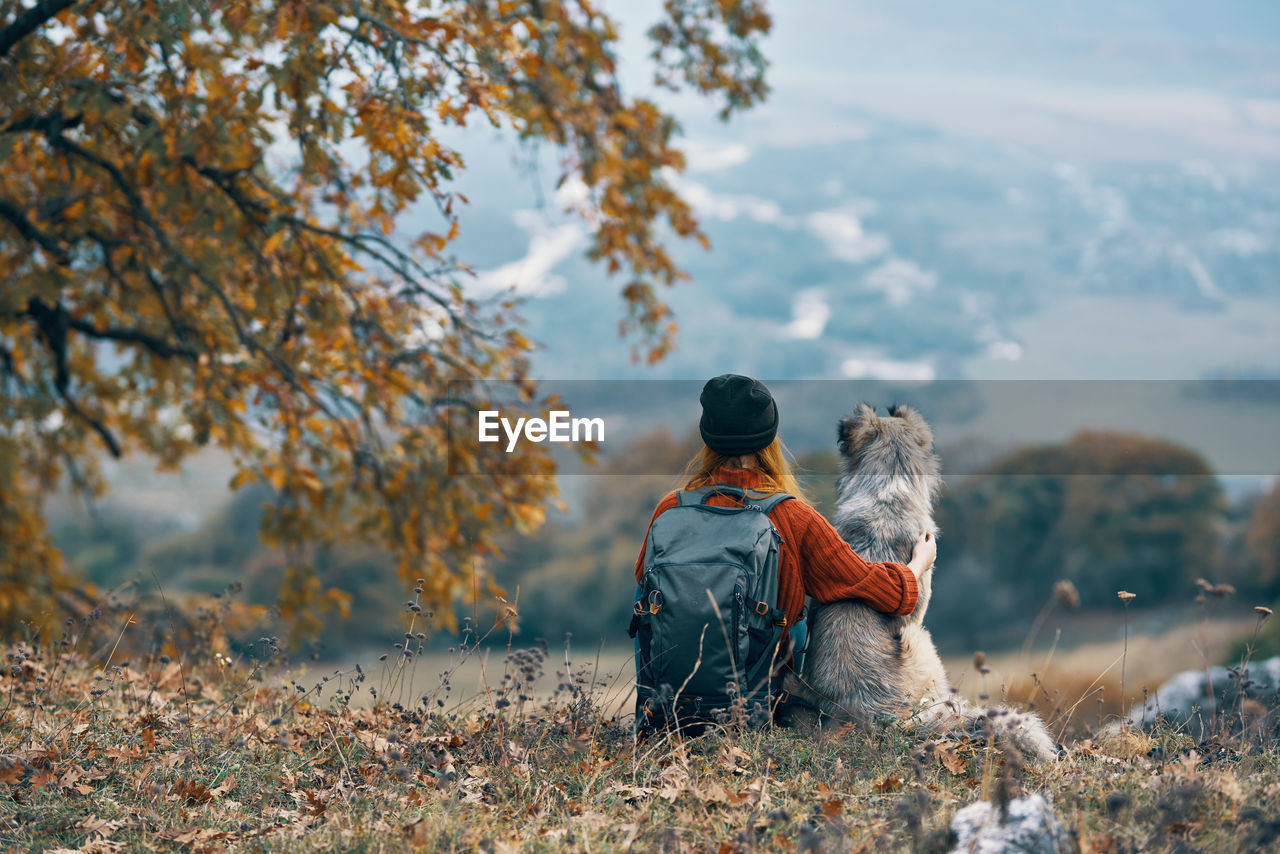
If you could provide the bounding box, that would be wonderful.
[2,597,1278,853]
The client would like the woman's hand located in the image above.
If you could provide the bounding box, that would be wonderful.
[908,530,936,577]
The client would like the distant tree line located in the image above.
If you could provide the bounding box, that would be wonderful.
[492,428,1277,656]
[48,427,1280,658]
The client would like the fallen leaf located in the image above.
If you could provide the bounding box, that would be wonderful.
[79,835,127,854]
[154,661,185,692]
[740,778,771,807]
[170,779,214,804]
[30,769,57,791]
[872,774,902,793]
[59,764,85,792]
[159,749,192,770]
[656,764,689,802]
[604,782,653,802]
[930,741,968,775]
[721,744,751,775]
[210,775,236,797]
[76,816,127,835]
[301,789,329,816]
[698,780,733,804]
[355,730,390,754]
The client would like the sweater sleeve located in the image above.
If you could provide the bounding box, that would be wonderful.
[791,501,919,616]
[634,492,680,583]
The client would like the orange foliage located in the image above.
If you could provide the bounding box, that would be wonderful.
[0,0,770,636]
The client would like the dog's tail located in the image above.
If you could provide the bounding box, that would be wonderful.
[912,695,1061,761]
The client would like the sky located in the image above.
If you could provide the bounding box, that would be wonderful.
[613,0,1280,161]
[440,0,1280,388]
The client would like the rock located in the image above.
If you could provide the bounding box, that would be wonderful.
[948,794,1070,854]
[1122,656,1280,740]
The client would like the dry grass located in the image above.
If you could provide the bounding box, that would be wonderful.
[944,607,1259,737]
[2,589,1279,852]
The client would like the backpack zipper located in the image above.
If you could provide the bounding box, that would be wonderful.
[733,589,744,686]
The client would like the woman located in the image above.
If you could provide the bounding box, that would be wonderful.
[633,374,937,674]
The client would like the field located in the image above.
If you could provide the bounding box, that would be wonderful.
[320,605,1257,727]
[2,595,1279,853]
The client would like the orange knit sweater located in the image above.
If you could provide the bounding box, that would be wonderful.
[633,466,919,625]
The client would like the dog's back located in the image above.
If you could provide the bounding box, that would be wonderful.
[786,403,942,723]
[783,403,1059,761]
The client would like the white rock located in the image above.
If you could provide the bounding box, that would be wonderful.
[949,794,1070,854]
[1123,656,1280,738]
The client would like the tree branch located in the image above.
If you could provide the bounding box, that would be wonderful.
[1,111,81,135]
[0,0,76,59]
[65,316,198,360]
[59,391,123,458]
[21,295,197,361]
[24,297,123,458]
[0,196,69,264]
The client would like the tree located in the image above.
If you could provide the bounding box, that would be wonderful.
[969,431,1223,608]
[0,0,770,636]
[1247,480,1280,591]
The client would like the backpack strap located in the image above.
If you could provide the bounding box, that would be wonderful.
[776,685,833,727]
[750,491,793,513]
[677,484,794,512]
[676,484,744,505]
[742,620,788,694]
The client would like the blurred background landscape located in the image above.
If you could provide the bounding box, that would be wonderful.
[44,0,1280,688]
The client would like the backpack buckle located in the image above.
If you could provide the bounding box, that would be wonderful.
[648,589,664,614]
[754,600,770,616]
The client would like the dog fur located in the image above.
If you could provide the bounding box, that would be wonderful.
[781,403,1059,761]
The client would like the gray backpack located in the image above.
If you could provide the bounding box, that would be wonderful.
[629,484,795,731]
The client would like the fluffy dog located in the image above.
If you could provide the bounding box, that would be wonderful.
[781,403,1058,760]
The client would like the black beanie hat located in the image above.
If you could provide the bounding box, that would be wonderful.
[699,374,779,455]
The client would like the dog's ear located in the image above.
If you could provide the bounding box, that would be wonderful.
[888,404,934,450]
[838,402,878,457]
